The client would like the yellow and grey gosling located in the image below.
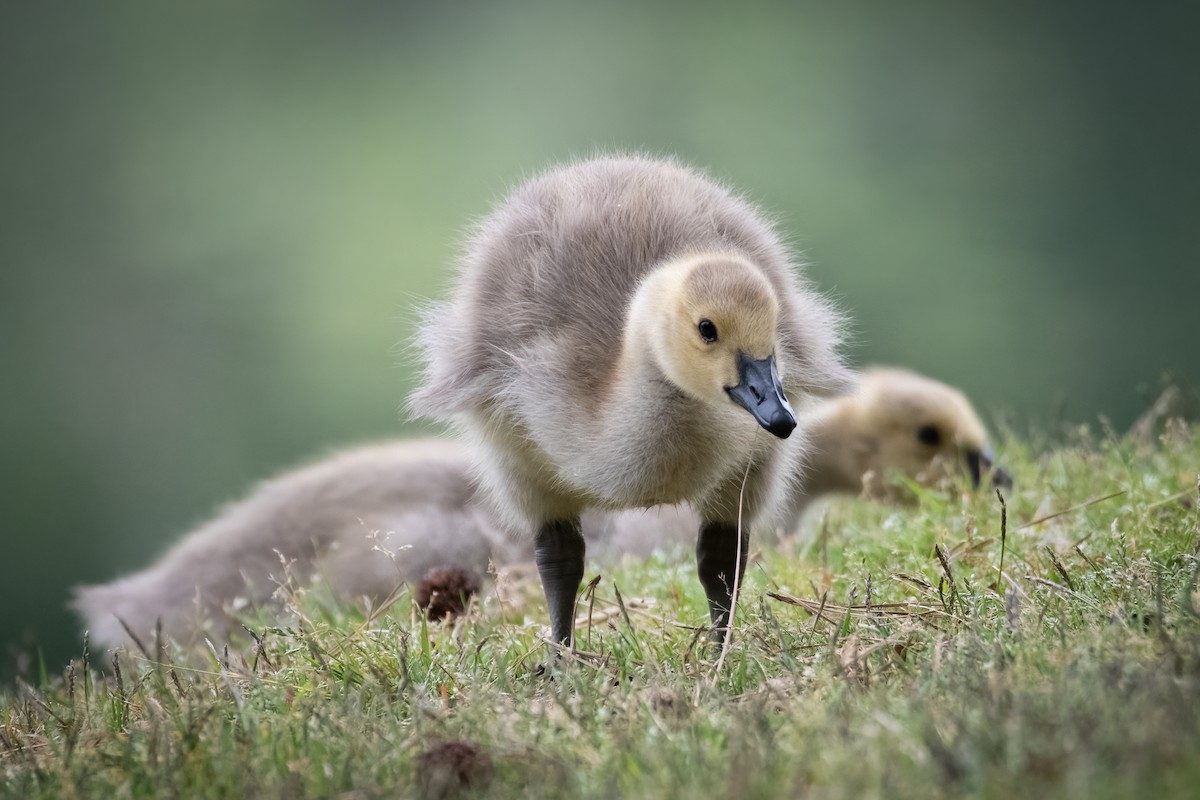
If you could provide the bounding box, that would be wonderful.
[782,366,1010,529]
[408,154,850,647]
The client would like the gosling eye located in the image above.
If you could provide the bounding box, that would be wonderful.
[916,425,942,446]
[698,319,719,343]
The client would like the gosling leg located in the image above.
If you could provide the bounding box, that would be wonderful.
[696,521,749,640]
[534,518,586,651]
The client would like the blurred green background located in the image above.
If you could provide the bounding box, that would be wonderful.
[1,1,1196,675]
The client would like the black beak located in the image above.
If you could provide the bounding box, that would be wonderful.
[966,447,1013,490]
[725,352,797,439]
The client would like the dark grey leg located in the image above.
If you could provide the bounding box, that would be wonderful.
[534,518,586,650]
[696,521,749,638]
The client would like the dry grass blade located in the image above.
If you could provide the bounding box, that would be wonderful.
[767,591,949,626]
[611,583,638,635]
[574,595,696,633]
[892,573,934,594]
[1074,545,1100,573]
[241,624,275,673]
[16,681,66,729]
[1144,486,1198,510]
[582,573,602,650]
[809,591,829,634]
[1022,575,1103,611]
[116,618,152,662]
[532,637,606,670]
[1017,490,1126,530]
[362,580,408,627]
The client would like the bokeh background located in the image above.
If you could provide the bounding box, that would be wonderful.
[2,1,1196,675]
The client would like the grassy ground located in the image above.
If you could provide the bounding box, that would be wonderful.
[3,421,1199,799]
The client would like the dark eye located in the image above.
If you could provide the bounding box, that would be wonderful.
[698,319,718,343]
[916,425,941,446]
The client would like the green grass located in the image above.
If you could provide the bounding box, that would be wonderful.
[3,422,1199,799]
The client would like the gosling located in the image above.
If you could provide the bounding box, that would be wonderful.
[781,366,1012,528]
[71,440,522,650]
[408,155,849,647]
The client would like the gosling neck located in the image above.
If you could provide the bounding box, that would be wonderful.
[617,261,687,395]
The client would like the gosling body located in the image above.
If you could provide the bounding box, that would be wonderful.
[409,155,849,645]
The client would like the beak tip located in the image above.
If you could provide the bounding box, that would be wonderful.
[966,447,1011,490]
[767,414,797,439]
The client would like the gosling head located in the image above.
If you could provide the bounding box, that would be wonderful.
[638,254,797,439]
[842,368,1012,493]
